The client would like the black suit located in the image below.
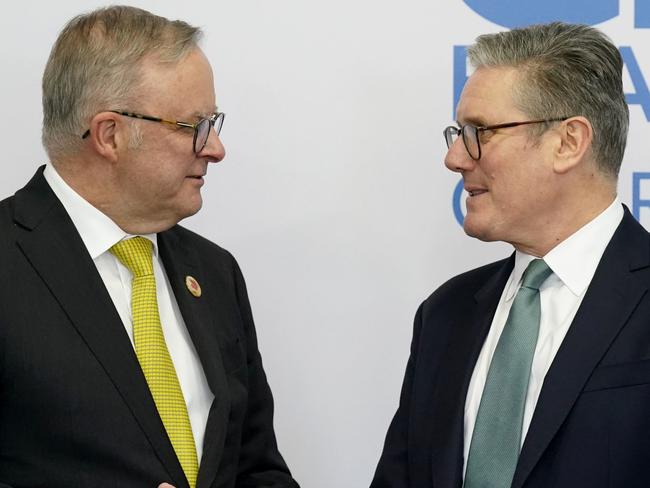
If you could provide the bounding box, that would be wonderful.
[372,207,650,488]
[0,168,298,488]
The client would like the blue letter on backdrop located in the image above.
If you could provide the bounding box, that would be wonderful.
[636,0,650,28]
[453,46,468,118]
[621,47,650,120]
[453,179,465,226]
[632,173,650,221]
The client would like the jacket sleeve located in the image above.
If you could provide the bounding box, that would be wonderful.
[369,303,425,488]
[230,257,300,488]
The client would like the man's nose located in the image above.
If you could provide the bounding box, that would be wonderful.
[444,136,476,173]
[199,126,226,163]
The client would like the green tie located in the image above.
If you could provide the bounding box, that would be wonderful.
[110,237,199,488]
[464,259,552,488]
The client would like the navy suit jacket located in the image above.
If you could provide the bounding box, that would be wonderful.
[372,207,650,488]
[0,168,298,488]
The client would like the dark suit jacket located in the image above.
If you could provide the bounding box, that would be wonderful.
[371,207,650,488]
[0,168,299,488]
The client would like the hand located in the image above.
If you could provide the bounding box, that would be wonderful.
[158,484,176,488]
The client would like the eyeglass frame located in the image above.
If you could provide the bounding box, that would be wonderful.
[81,110,225,154]
[443,117,570,161]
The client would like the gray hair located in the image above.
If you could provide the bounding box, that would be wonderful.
[42,5,202,160]
[467,22,628,178]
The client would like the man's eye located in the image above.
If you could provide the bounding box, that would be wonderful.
[479,129,496,143]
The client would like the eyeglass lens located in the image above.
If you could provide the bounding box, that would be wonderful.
[444,125,480,160]
[462,125,480,160]
[194,113,224,153]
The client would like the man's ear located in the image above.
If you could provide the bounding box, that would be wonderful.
[553,116,593,174]
[85,112,123,162]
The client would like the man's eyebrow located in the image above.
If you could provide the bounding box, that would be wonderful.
[192,106,219,119]
[457,116,489,127]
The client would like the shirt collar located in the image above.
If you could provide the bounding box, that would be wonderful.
[43,163,158,259]
[505,197,623,301]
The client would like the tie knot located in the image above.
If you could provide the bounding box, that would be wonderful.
[520,259,552,291]
[110,236,154,277]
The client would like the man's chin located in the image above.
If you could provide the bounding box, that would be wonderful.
[177,202,202,222]
[463,218,496,242]
[163,197,203,227]
[180,190,204,216]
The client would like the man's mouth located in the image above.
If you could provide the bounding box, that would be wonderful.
[466,188,488,197]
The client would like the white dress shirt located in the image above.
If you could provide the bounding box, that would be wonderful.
[43,163,214,461]
[462,198,624,476]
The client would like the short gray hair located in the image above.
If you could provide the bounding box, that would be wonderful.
[467,22,628,178]
[42,5,202,160]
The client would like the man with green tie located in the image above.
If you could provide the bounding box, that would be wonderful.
[372,22,650,488]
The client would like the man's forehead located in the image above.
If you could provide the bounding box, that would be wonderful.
[456,66,521,124]
[137,48,217,118]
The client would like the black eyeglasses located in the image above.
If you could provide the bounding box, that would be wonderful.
[443,117,569,160]
[82,110,225,154]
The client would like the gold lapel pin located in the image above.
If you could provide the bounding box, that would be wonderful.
[185,275,202,297]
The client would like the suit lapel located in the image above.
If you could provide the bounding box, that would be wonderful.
[427,258,514,488]
[158,230,231,488]
[512,211,650,488]
[13,169,189,487]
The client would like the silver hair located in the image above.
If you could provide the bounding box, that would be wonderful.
[42,5,202,161]
[467,22,628,178]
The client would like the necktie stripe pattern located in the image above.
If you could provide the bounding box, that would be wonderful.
[110,237,198,487]
[464,259,553,488]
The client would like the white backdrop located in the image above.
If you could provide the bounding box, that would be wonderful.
[1,1,649,487]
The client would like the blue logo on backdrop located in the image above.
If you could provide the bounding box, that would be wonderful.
[463,0,650,29]
[463,0,618,29]
[451,1,650,226]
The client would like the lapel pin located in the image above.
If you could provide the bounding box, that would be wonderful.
[185,275,202,298]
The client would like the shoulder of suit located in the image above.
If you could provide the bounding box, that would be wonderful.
[422,257,511,306]
[0,194,19,243]
[0,193,14,222]
[164,223,238,264]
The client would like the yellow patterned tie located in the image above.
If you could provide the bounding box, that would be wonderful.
[110,237,198,488]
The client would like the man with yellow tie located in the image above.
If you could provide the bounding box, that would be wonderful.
[0,6,298,488]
